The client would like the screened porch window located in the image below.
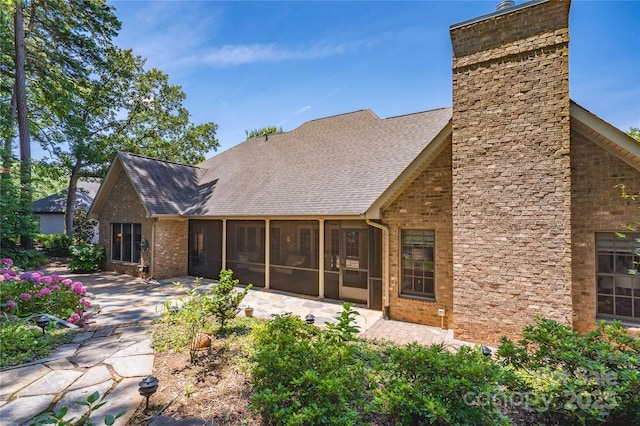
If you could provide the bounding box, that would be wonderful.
[596,232,640,322]
[401,229,435,298]
[111,223,141,263]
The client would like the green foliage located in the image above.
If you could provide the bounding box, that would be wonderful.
[73,209,97,244]
[162,278,212,362]
[372,343,509,425]
[250,313,370,425]
[0,155,39,253]
[245,125,283,139]
[628,127,640,143]
[0,245,47,269]
[38,234,73,257]
[0,317,77,369]
[497,317,640,425]
[208,269,251,331]
[28,390,125,426]
[68,245,104,273]
[325,301,361,343]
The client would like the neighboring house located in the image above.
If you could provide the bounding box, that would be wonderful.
[89,0,640,344]
[33,181,100,237]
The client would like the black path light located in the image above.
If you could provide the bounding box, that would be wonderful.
[482,346,492,357]
[138,376,159,414]
[35,314,50,335]
[305,314,315,324]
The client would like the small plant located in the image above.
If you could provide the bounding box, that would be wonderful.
[326,302,361,343]
[29,390,125,426]
[68,244,104,273]
[208,269,251,331]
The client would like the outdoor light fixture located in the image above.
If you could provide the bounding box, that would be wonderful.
[482,346,492,357]
[35,315,50,335]
[305,314,315,324]
[138,376,159,414]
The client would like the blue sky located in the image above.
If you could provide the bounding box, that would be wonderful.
[109,0,639,158]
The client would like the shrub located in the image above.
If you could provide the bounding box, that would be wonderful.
[250,310,372,425]
[0,258,91,326]
[68,244,104,273]
[208,269,251,331]
[73,209,97,244]
[497,317,640,425]
[38,234,73,257]
[372,343,509,425]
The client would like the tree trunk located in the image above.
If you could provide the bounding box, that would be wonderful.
[14,1,33,249]
[65,162,82,238]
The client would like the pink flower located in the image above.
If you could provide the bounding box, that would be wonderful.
[68,313,80,324]
[19,293,31,301]
[6,300,16,309]
[0,258,13,267]
[72,282,86,295]
[33,293,41,299]
[39,288,51,296]
[62,279,72,287]
[32,272,43,279]
[50,285,60,291]
[50,274,60,281]
[41,276,53,285]
[80,298,91,308]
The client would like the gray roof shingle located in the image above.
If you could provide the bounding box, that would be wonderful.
[116,107,452,217]
[32,182,101,213]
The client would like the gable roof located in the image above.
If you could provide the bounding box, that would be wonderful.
[91,107,453,219]
[33,181,101,214]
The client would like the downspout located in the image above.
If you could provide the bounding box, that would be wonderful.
[150,219,156,279]
[366,218,390,320]
[265,219,270,289]
[222,219,227,270]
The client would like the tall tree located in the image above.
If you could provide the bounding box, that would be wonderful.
[51,47,219,235]
[629,127,640,143]
[2,0,120,244]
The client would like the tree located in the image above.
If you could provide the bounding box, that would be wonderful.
[245,125,283,139]
[629,127,640,142]
[51,47,219,235]
[2,0,120,244]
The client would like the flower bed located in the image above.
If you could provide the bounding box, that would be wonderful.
[0,258,91,327]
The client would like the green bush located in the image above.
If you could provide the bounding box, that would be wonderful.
[372,343,509,425]
[208,269,251,331]
[68,245,104,273]
[497,318,640,425]
[250,311,371,425]
[38,234,73,257]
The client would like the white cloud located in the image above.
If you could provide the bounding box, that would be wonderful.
[200,40,367,67]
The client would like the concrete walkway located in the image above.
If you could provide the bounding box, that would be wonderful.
[0,268,469,426]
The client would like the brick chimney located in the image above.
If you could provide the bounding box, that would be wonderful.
[449,0,573,344]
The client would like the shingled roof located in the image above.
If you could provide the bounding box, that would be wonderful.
[95,107,453,218]
[33,181,101,213]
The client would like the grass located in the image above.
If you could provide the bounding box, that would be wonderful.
[0,317,79,369]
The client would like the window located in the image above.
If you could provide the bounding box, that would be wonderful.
[401,229,435,298]
[111,223,142,263]
[596,233,640,321]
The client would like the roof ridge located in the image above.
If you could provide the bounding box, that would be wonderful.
[383,106,453,121]
[118,151,202,169]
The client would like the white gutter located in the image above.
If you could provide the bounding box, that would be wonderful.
[366,218,390,319]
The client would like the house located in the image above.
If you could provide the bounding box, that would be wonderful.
[89,0,640,345]
[33,181,100,236]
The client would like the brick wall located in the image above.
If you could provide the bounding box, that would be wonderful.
[152,219,189,279]
[450,1,573,344]
[382,141,454,328]
[571,129,640,332]
[97,169,153,276]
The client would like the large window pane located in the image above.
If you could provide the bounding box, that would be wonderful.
[596,232,640,321]
[110,223,141,262]
[401,229,435,298]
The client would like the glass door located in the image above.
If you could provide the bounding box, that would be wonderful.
[339,230,368,303]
